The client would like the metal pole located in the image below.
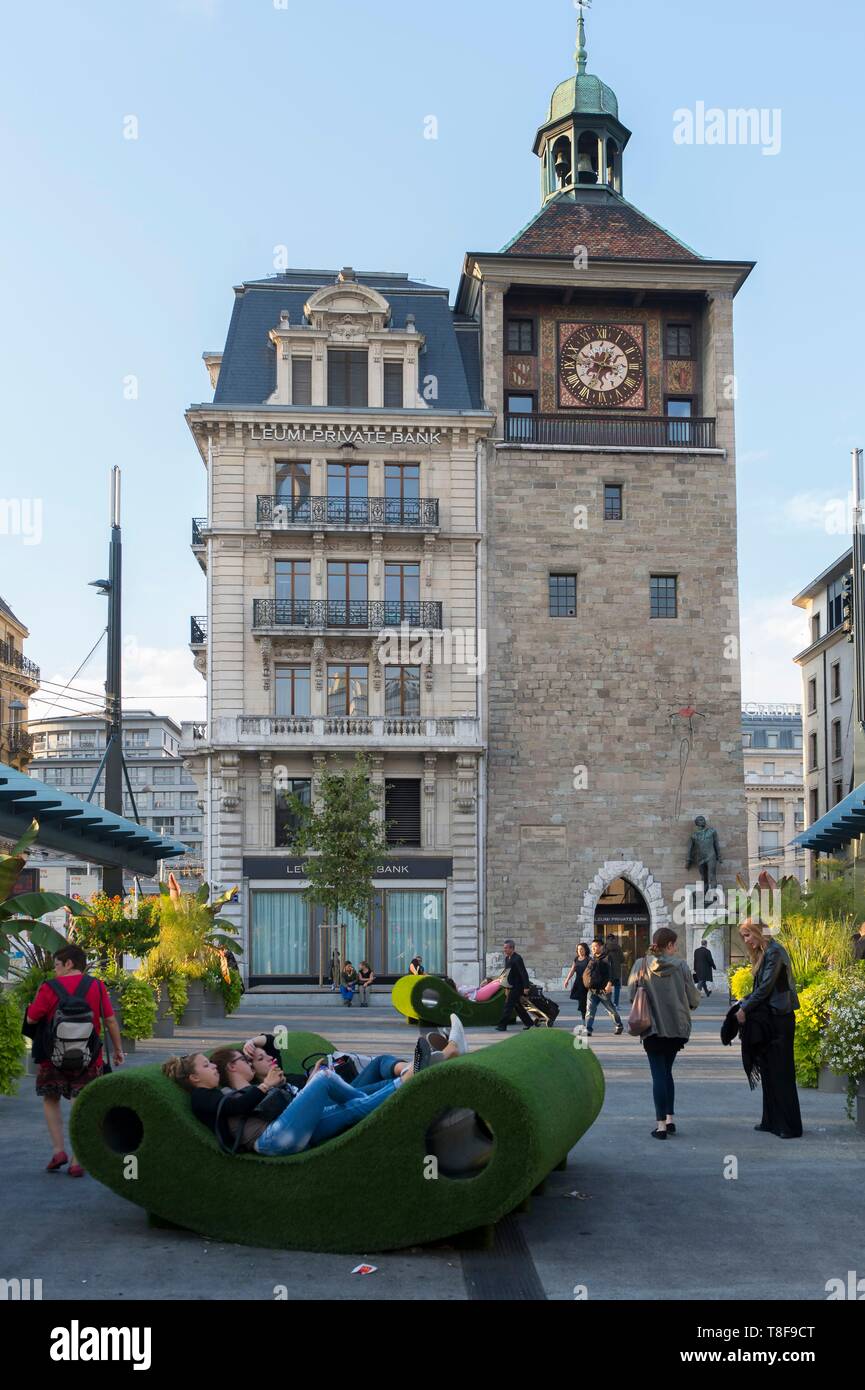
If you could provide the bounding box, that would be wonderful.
[103,468,124,898]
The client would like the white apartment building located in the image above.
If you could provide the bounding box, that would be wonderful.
[182,268,492,986]
[742,704,805,886]
[29,711,204,888]
[793,551,855,874]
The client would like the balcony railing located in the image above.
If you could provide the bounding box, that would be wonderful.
[181,715,482,751]
[0,638,40,683]
[191,518,207,546]
[757,812,785,823]
[253,599,443,632]
[190,616,208,645]
[4,727,33,760]
[504,413,717,449]
[256,496,440,528]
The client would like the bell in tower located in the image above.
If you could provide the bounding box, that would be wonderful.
[533,2,631,203]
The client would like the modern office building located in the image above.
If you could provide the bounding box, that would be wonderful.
[792,549,855,874]
[742,704,805,885]
[0,596,39,771]
[28,711,204,890]
[182,271,491,985]
[458,12,751,978]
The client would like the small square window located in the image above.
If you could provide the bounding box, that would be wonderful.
[665,323,693,359]
[507,319,535,354]
[604,484,623,521]
[549,574,577,618]
[650,575,678,619]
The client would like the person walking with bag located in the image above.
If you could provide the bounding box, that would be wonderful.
[628,927,700,1139]
[563,942,591,1021]
[584,939,624,1036]
[495,939,534,1032]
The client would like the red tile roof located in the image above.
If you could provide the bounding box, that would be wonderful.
[504,195,700,261]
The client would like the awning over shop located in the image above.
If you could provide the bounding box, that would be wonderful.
[0,763,189,875]
[793,782,865,854]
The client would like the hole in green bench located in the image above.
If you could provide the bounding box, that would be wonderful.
[103,1106,144,1155]
[426,1108,496,1180]
[420,988,443,1011]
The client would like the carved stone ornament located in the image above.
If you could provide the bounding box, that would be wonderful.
[261,637,272,693]
[455,754,477,814]
[259,752,273,791]
[219,753,240,814]
[312,638,326,691]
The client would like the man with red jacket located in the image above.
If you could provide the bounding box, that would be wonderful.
[26,943,124,1177]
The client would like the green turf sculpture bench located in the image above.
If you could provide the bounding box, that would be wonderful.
[392,973,506,1027]
[69,1029,604,1253]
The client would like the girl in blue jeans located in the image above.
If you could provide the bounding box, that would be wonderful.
[165,1038,462,1157]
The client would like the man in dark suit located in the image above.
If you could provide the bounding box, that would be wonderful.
[496,939,534,1032]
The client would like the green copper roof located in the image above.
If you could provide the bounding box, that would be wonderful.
[546,72,620,122]
[544,11,619,124]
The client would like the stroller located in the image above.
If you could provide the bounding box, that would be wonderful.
[523,982,560,1028]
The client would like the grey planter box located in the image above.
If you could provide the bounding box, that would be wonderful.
[203,987,226,1022]
[180,978,205,1029]
[153,982,175,1039]
[818,1066,847,1095]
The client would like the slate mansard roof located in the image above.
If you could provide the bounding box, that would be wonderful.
[210,271,481,411]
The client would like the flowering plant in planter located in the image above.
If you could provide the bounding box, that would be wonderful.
[822,974,865,1119]
[71,893,161,972]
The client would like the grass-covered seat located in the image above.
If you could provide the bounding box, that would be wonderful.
[392,973,506,1027]
[69,1029,604,1253]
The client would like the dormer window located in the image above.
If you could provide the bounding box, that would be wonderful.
[383,361,404,408]
[328,349,368,407]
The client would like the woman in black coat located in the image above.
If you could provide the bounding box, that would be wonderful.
[563,942,591,1020]
[736,919,802,1139]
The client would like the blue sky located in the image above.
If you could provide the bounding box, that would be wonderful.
[1,0,862,722]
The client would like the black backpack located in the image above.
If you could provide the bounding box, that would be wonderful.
[47,975,101,1074]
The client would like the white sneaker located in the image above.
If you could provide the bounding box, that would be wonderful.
[448,1014,469,1056]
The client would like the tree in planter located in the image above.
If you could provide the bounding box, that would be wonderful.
[0,821,87,978]
[286,755,389,966]
[0,988,26,1096]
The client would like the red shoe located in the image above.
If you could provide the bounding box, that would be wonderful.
[68,1163,85,1178]
[46,1151,68,1171]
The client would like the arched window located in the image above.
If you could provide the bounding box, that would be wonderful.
[606,139,620,191]
[551,134,573,190]
[577,131,600,185]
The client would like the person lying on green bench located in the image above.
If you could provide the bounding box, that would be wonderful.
[163,1023,466,1157]
[240,1036,413,1093]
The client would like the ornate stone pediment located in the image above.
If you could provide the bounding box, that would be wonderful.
[304,278,391,336]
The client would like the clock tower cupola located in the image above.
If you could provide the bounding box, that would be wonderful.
[534,3,631,201]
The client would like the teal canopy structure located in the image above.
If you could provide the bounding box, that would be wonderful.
[0,762,189,876]
[793,782,865,855]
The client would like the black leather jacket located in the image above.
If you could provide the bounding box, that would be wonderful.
[741,940,799,1016]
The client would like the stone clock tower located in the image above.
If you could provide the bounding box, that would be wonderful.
[456,9,754,980]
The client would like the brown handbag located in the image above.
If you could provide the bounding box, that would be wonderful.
[627,960,653,1037]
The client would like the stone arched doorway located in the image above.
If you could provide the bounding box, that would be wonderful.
[580,861,670,980]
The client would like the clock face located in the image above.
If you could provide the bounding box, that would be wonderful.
[559,324,645,409]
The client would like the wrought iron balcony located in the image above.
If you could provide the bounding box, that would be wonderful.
[4,726,33,761]
[253,599,443,632]
[0,638,40,684]
[256,495,440,528]
[190,616,208,645]
[191,517,207,546]
[504,413,717,449]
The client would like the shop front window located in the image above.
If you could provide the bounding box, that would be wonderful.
[386,890,444,975]
[252,891,310,976]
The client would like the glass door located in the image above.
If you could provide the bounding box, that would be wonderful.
[327,560,368,627]
[384,562,420,625]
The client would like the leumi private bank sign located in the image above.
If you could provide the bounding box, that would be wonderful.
[248,423,444,447]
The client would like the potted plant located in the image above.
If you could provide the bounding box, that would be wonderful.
[202,958,244,1020]
[0,986,26,1096]
[95,970,157,1050]
[821,974,865,1121]
[71,892,161,973]
[140,954,176,1038]
[156,874,242,1025]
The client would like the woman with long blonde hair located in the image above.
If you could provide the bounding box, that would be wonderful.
[734,919,802,1139]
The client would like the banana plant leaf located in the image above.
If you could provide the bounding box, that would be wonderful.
[1,892,89,919]
[208,934,244,954]
[0,919,69,952]
[10,820,40,857]
[210,917,240,932]
[196,883,210,904]
[0,854,27,902]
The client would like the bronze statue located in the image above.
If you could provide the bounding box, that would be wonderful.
[686,816,722,902]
